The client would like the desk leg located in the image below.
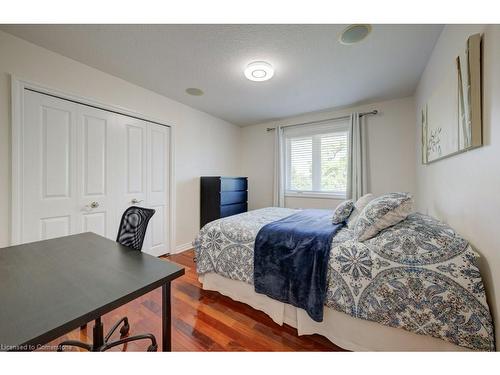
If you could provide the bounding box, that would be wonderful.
[162,282,172,352]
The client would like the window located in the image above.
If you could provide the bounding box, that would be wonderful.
[284,120,349,198]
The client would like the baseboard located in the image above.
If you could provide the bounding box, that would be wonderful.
[173,242,193,254]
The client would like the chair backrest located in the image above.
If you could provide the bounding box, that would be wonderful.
[116,206,155,251]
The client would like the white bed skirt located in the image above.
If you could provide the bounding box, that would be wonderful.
[199,272,469,351]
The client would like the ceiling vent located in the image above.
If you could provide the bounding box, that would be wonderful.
[339,25,372,45]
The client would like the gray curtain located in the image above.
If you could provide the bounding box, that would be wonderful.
[347,112,367,201]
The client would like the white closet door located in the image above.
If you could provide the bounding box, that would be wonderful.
[113,114,149,239]
[22,90,79,242]
[76,105,117,240]
[145,123,170,255]
[19,90,170,255]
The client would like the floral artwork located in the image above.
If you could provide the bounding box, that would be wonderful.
[421,33,482,164]
[428,127,442,157]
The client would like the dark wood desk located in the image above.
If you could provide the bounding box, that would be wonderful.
[0,232,184,351]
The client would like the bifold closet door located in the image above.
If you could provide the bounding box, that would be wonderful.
[113,115,170,255]
[113,113,148,220]
[22,92,117,242]
[146,123,170,255]
[76,105,117,240]
[22,91,79,243]
[20,90,170,255]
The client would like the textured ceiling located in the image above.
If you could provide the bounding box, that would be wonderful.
[1,24,443,126]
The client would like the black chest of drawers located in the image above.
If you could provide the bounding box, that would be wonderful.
[200,176,248,228]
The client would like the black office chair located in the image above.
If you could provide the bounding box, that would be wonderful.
[57,206,158,352]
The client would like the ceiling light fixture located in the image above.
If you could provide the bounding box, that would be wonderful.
[185,87,204,96]
[244,61,274,82]
[339,24,372,45]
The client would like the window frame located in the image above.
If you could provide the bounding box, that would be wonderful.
[284,121,349,200]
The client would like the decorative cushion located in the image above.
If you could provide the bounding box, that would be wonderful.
[346,193,375,229]
[332,200,355,224]
[354,192,413,242]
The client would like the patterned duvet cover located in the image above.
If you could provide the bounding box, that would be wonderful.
[193,207,495,351]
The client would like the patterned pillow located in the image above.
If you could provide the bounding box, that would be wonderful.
[354,192,413,241]
[346,193,375,229]
[332,200,355,224]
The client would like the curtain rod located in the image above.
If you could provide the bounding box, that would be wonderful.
[266,110,378,132]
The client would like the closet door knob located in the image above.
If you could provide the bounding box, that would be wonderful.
[88,201,99,209]
[131,198,143,204]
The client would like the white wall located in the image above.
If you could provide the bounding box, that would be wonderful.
[241,96,417,210]
[0,30,242,252]
[415,24,500,349]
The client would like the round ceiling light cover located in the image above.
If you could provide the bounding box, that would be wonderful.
[244,61,274,82]
[185,87,204,96]
[339,24,372,45]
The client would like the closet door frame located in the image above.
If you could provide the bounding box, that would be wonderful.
[11,76,176,256]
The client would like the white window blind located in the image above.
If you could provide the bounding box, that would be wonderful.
[289,137,313,191]
[284,120,349,198]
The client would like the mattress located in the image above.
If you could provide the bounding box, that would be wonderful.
[193,207,495,351]
[199,272,469,351]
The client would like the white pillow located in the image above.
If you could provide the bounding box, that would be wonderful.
[346,193,375,229]
[354,192,413,242]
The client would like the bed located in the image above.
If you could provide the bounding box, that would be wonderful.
[193,207,495,351]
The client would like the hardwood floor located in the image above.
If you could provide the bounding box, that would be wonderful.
[42,250,344,351]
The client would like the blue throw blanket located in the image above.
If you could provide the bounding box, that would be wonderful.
[254,209,343,322]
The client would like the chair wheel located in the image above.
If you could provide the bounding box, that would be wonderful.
[147,344,158,352]
[119,323,130,337]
